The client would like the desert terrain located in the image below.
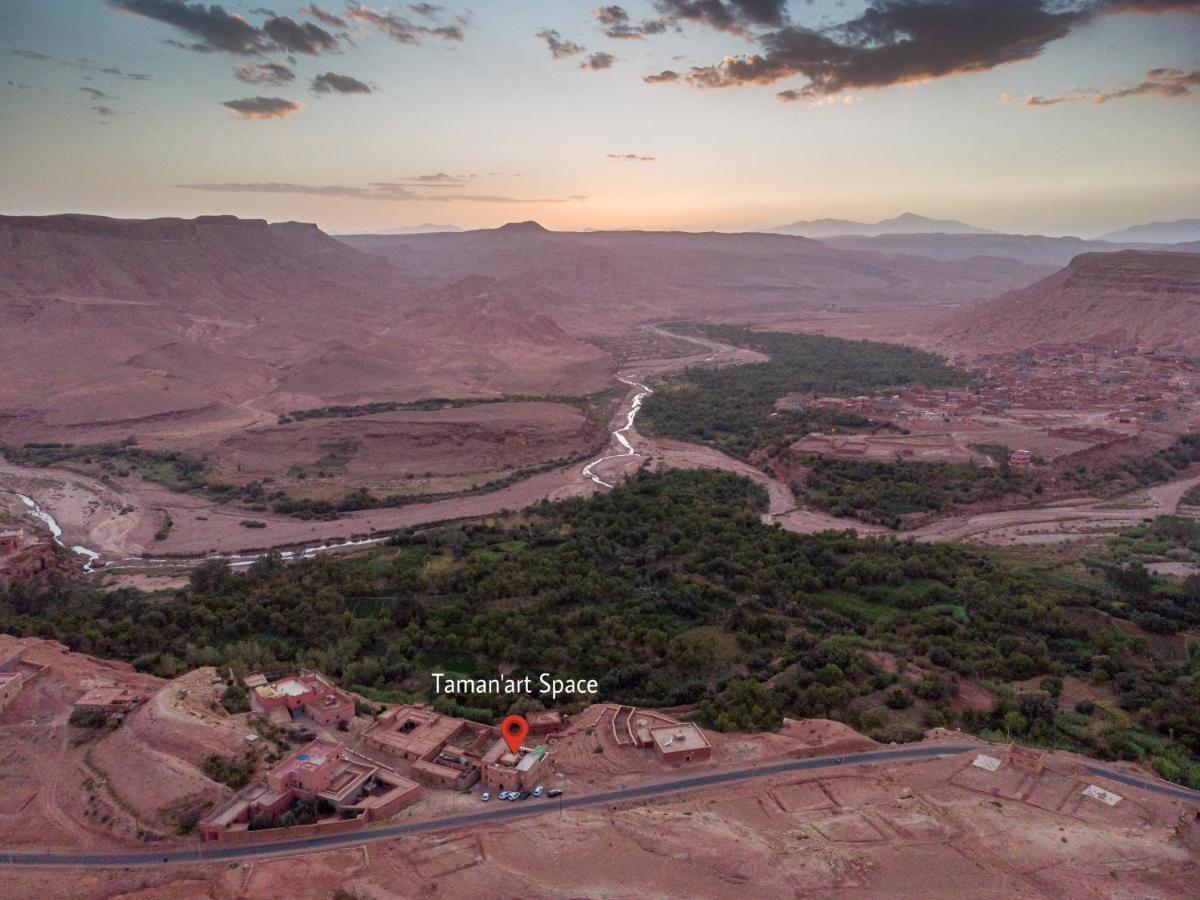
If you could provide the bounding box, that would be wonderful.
[4,214,1200,575]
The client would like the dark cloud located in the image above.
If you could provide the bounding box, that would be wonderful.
[109,0,267,55]
[408,2,443,16]
[263,15,340,54]
[536,28,586,60]
[6,81,33,89]
[672,0,1092,98]
[13,50,54,61]
[78,86,113,100]
[593,5,671,38]
[92,105,117,116]
[595,4,629,25]
[582,51,617,69]
[652,0,789,35]
[643,69,680,83]
[100,66,152,80]
[179,181,586,203]
[1021,66,1200,105]
[234,61,295,84]
[347,2,466,43]
[312,71,373,93]
[653,0,1200,102]
[220,95,302,118]
[608,153,656,161]
[299,4,346,28]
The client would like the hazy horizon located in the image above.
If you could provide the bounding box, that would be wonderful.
[2,1,1199,237]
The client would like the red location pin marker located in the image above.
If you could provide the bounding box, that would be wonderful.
[500,714,529,754]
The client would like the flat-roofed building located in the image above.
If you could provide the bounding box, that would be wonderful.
[199,738,420,842]
[362,704,468,760]
[73,685,146,716]
[248,672,355,726]
[483,744,548,794]
[650,723,712,765]
[364,704,503,790]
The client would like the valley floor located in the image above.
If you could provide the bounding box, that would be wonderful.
[4,326,1200,576]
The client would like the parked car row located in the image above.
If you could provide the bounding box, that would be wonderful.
[481,785,563,802]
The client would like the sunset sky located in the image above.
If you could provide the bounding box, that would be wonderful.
[2,0,1198,235]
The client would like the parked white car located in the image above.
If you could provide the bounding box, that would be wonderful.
[481,792,490,802]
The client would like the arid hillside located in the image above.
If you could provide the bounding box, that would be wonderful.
[936,250,1200,355]
[0,215,614,443]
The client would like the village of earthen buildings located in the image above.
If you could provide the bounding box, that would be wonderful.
[788,347,1200,469]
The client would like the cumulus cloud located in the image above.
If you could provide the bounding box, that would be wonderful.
[179,180,587,203]
[220,95,302,118]
[92,105,118,117]
[643,69,680,83]
[234,61,295,85]
[1020,67,1200,106]
[347,2,466,43]
[608,153,655,161]
[537,28,585,60]
[582,51,617,69]
[109,0,268,55]
[262,15,340,54]
[311,71,373,94]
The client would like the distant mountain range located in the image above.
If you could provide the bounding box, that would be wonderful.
[377,223,463,234]
[820,233,1200,268]
[1098,219,1200,244]
[770,213,1200,247]
[770,212,995,239]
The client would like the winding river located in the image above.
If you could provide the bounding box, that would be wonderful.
[5,491,101,571]
[581,374,654,488]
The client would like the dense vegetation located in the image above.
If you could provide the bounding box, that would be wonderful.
[1105,516,1200,579]
[795,456,1032,529]
[638,324,964,461]
[3,468,1198,786]
[281,388,620,424]
[3,438,210,493]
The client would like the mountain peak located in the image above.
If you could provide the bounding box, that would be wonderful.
[494,220,549,235]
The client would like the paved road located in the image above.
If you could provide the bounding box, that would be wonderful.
[1080,762,1200,802]
[3,743,1195,869]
